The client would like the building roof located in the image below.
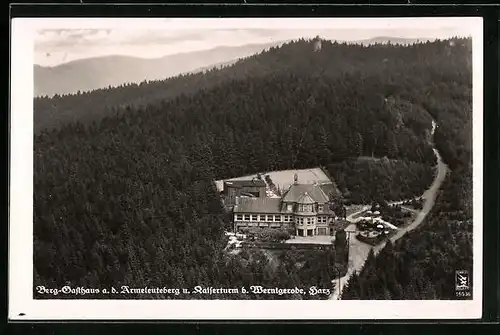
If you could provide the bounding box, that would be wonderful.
[319,183,341,198]
[296,192,316,204]
[234,198,282,214]
[224,179,266,188]
[282,184,329,203]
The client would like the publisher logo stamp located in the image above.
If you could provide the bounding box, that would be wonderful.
[455,270,471,297]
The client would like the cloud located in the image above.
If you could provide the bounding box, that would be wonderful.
[35,28,217,54]
[124,30,206,46]
[35,29,112,50]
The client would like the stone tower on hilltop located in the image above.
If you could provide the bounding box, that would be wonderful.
[313,36,322,52]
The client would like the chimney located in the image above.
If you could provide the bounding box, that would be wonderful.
[294,173,298,185]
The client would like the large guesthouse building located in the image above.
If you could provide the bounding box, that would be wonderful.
[232,175,337,236]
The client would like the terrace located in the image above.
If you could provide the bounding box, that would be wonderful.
[214,167,337,194]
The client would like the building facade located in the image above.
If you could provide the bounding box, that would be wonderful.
[232,176,337,236]
[222,179,266,206]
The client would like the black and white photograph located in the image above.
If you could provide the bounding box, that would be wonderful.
[9,17,483,320]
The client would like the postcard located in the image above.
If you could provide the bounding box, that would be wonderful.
[9,16,483,320]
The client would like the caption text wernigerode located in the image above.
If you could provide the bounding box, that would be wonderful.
[35,285,331,296]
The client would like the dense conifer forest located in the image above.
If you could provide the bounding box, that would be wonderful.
[33,37,472,299]
[34,37,470,134]
[342,165,473,300]
[329,158,434,204]
[341,37,473,299]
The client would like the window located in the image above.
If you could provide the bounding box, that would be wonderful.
[251,215,258,221]
[287,204,293,212]
[318,204,324,212]
[236,214,243,221]
[244,214,250,221]
[259,215,266,221]
[302,204,312,212]
[274,215,281,222]
[267,215,273,221]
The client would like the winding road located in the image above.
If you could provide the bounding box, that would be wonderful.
[330,121,449,300]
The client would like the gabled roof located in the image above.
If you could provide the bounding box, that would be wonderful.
[224,179,266,188]
[282,184,329,203]
[319,183,341,198]
[296,192,315,204]
[234,198,282,213]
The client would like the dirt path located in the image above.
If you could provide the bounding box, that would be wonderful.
[329,120,449,300]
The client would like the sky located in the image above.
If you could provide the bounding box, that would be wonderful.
[33,18,476,67]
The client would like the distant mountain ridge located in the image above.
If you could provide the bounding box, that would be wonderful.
[34,36,434,97]
[34,41,286,97]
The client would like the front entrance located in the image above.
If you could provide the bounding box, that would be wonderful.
[329,228,334,236]
[317,227,327,235]
[297,229,304,236]
[307,229,313,237]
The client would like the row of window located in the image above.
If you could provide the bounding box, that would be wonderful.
[297,217,314,225]
[288,204,325,212]
[235,214,293,222]
[296,217,328,225]
[235,214,329,223]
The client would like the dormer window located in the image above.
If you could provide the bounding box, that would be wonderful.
[318,204,324,212]
[287,204,293,212]
[296,192,315,212]
[301,204,312,212]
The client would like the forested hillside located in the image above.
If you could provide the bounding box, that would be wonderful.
[342,165,473,300]
[329,157,435,204]
[34,37,470,133]
[342,41,473,299]
[33,37,472,299]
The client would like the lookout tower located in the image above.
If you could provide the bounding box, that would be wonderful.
[313,36,322,52]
